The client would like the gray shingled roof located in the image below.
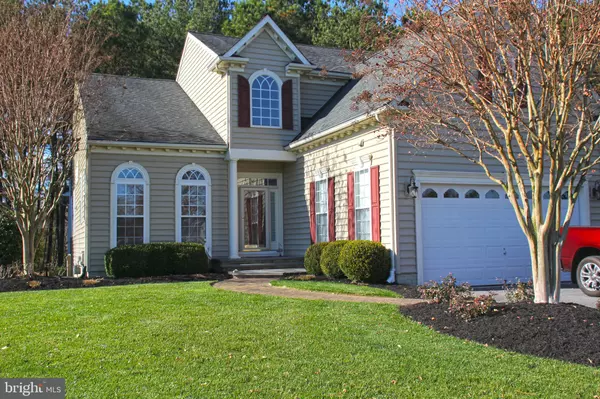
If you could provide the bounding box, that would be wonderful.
[190,32,352,73]
[80,74,226,146]
[291,77,380,144]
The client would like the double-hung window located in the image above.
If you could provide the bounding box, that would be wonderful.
[112,163,149,247]
[250,71,281,128]
[354,168,371,240]
[315,179,328,242]
[176,165,212,255]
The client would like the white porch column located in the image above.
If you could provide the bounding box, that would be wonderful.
[228,158,239,259]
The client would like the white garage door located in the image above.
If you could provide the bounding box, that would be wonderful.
[420,184,582,286]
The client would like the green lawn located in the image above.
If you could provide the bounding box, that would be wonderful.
[0,283,598,398]
[270,279,403,298]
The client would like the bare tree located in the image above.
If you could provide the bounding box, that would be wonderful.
[356,0,600,303]
[0,2,103,274]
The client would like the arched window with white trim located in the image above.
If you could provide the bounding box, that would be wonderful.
[176,165,212,255]
[250,69,282,128]
[111,163,150,247]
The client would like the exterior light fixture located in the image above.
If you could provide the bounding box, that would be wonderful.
[406,176,419,198]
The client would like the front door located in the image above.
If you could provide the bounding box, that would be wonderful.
[241,188,268,250]
[239,175,282,253]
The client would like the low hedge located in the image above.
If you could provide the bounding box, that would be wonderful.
[304,242,329,275]
[339,240,390,283]
[105,242,209,278]
[320,240,349,278]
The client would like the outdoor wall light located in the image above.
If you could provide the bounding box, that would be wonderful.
[406,176,419,198]
[592,181,600,200]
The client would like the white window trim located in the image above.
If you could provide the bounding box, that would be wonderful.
[354,167,372,241]
[110,162,150,248]
[175,164,212,257]
[249,69,283,129]
[315,177,328,243]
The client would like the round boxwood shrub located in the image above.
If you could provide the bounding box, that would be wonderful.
[339,240,390,283]
[105,242,208,278]
[320,240,349,278]
[304,242,329,275]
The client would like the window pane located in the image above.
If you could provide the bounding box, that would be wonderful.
[116,217,144,246]
[181,217,206,244]
[251,74,280,127]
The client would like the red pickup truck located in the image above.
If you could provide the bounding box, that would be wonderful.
[561,227,600,297]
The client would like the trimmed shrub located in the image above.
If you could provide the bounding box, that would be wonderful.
[320,240,349,278]
[104,242,208,278]
[304,242,329,275]
[338,240,390,283]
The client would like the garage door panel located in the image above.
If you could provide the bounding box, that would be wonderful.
[420,183,582,285]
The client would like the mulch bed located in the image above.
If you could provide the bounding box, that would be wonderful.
[400,301,600,367]
[0,273,229,293]
[281,275,422,298]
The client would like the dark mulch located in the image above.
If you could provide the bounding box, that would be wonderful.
[400,301,600,367]
[281,274,421,298]
[0,273,229,293]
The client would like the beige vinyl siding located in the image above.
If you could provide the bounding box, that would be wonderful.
[284,128,392,257]
[237,161,284,174]
[591,201,600,226]
[230,30,300,150]
[299,78,346,118]
[177,35,228,143]
[87,152,229,274]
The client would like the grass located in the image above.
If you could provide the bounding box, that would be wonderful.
[270,279,403,298]
[0,282,598,398]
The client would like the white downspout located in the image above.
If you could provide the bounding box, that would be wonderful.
[386,127,398,283]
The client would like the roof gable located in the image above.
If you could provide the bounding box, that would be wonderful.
[223,16,312,66]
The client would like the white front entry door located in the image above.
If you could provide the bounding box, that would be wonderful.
[420,184,583,285]
[238,175,283,254]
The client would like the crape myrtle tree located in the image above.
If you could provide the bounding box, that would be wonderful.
[0,2,103,274]
[355,0,600,303]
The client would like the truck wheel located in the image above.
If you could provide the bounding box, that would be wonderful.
[576,256,600,297]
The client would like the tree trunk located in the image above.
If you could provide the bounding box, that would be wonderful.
[21,232,36,276]
[529,231,562,304]
[56,197,65,268]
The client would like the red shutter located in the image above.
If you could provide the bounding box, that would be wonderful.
[309,182,316,244]
[370,166,381,242]
[328,177,335,241]
[347,172,355,240]
[282,80,293,130]
[238,75,250,127]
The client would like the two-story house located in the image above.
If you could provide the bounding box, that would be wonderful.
[73,16,597,286]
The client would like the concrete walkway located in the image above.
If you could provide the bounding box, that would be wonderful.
[213,278,425,306]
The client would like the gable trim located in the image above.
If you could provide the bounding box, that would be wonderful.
[223,16,312,66]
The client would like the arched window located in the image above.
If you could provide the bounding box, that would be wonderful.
[444,189,459,198]
[111,162,150,247]
[465,189,480,199]
[485,189,500,199]
[250,70,282,128]
[422,188,438,198]
[176,165,212,255]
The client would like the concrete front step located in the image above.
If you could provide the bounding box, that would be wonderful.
[229,268,306,279]
[222,257,304,271]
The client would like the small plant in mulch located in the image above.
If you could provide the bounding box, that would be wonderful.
[449,294,495,320]
[503,279,534,303]
[418,274,496,320]
[418,274,471,304]
[27,280,41,289]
